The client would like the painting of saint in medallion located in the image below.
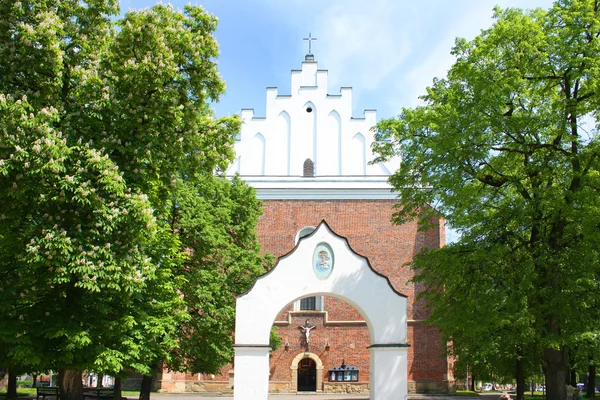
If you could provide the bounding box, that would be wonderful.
[313,243,334,279]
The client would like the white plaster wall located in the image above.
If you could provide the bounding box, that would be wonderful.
[232,347,270,400]
[318,111,341,175]
[234,222,407,346]
[226,60,400,182]
[370,347,409,400]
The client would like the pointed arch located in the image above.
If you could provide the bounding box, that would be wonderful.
[246,132,265,175]
[377,162,391,175]
[317,110,341,176]
[277,111,291,175]
[226,156,241,175]
[303,101,317,173]
[349,132,366,176]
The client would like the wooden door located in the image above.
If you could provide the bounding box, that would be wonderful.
[297,358,316,392]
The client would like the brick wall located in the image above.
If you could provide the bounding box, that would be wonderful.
[270,310,369,382]
[258,200,443,321]
[157,198,453,394]
[259,199,452,393]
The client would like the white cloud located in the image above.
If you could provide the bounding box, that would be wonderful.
[180,0,557,119]
[316,0,412,91]
[398,2,501,109]
[289,0,557,116]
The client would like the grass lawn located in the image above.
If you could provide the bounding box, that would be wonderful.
[455,390,551,398]
[0,390,141,397]
[0,389,36,396]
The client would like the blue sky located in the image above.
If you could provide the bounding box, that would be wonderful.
[121,0,555,120]
[121,0,556,243]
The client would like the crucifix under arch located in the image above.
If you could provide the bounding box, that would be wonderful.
[299,319,316,346]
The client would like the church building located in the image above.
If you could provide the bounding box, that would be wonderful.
[156,50,455,395]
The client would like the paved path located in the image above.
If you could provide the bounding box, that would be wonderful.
[150,393,502,400]
[12,392,505,400]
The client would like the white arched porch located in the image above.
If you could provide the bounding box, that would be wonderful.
[233,221,408,400]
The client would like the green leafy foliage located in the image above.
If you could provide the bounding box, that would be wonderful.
[269,327,282,354]
[373,1,600,399]
[0,95,168,373]
[167,175,272,374]
[0,0,268,388]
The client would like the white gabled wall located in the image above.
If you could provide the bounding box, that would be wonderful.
[319,110,341,175]
[275,111,291,175]
[227,59,400,188]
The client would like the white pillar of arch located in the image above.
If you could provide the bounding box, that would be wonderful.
[370,345,409,400]
[233,220,408,400]
[232,346,270,400]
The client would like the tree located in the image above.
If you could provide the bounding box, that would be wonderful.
[0,95,180,400]
[411,239,539,399]
[0,1,265,399]
[135,175,272,400]
[372,1,600,400]
[167,175,271,374]
[571,331,600,398]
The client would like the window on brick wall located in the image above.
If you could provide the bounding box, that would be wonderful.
[295,226,316,244]
[296,296,323,311]
[300,297,316,310]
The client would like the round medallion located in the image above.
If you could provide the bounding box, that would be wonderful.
[313,242,334,279]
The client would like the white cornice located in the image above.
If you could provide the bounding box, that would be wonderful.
[255,188,397,200]
[234,176,399,200]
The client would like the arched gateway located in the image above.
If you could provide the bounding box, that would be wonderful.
[233,221,408,400]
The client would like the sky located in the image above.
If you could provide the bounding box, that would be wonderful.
[120,0,557,243]
[121,0,556,120]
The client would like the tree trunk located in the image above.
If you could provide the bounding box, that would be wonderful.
[59,369,84,400]
[544,346,567,400]
[97,374,104,388]
[516,347,525,400]
[470,374,476,392]
[0,368,7,390]
[32,374,38,388]
[566,348,574,386]
[138,364,160,400]
[138,374,153,400]
[586,364,596,399]
[7,370,18,400]
[112,376,122,400]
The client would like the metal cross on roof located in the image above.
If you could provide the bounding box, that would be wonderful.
[303,32,317,55]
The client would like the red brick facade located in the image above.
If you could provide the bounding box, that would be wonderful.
[156,199,455,394]
[260,199,453,394]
